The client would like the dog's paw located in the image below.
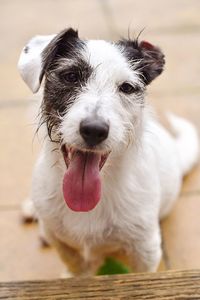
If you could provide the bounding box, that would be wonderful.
[21,198,38,223]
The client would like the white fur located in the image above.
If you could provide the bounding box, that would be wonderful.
[18,34,55,92]
[19,34,199,274]
[167,113,199,175]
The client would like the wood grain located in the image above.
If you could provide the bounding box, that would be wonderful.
[1,270,200,299]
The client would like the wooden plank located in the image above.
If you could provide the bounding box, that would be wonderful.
[1,270,200,300]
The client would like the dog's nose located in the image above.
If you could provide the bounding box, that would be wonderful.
[80,118,109,146]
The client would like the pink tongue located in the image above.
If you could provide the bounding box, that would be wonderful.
[63,151,101,212]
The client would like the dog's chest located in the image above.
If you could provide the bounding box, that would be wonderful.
[46,198,118,248]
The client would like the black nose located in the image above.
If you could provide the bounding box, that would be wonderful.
[80,118,109,147]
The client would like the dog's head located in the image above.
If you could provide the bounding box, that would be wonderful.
[18,28,165,212]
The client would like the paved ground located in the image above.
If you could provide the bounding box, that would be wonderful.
[0,0,200,281]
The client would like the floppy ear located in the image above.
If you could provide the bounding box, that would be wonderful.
[138,40,165,84]
[18,28,79,93]
[119,39,165,85]
[18,34,55,93]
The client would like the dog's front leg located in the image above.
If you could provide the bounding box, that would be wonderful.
[51,236,104,276]
[48,234,100,276]
[50,237,87,276]
[126,227,162,272]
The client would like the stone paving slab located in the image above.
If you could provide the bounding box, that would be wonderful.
[106,0,200,35]
[182,165,200,194]
[148,34,200,96]
[0,0,200,282]
[0,106,39,207]
[0,210,64,281]
[161,194,200,269]
[151,94,200,130]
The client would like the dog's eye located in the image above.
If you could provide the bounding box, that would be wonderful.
[119,82,140,94]
[61,72,79,83]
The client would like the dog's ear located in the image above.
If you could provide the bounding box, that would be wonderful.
[138,40,165,84]
[18,28,79,93]
[18,34,55,93]
[119,39,165,85]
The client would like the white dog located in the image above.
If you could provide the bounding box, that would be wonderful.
[18,28,199,275]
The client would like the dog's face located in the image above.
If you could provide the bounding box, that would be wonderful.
[18,28,164,212]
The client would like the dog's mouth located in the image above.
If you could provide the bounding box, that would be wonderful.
[61,145,109,212]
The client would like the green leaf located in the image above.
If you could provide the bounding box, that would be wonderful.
[96,257,130,275]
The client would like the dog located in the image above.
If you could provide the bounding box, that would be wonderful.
[18,28,199,275]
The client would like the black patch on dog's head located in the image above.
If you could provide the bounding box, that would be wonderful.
[118,39,165,85]
[39,28,92,142]
[40,28,83,80]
